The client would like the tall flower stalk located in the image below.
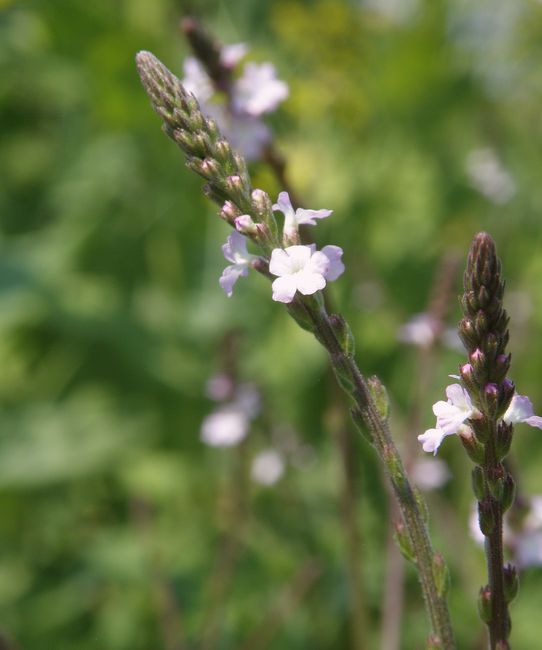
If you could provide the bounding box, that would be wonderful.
[135,50,456,648]
[419,234,542,648]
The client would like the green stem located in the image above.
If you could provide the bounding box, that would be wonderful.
[303,299,456,649]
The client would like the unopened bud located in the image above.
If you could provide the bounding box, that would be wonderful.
[214,139,234,165]
[432,552,450,598]
[329,314,355,357]
[471,466,485,500]
[478,585,492,623]
[367,376,390,422]
[503,564,519,603]
[478,499,494,536]
[426,635,443,650]
[495,421,513,460]
[234,214,258,235]
[487,464,505,501]
[394,521,416,564]
[474,310,488,338]
[497,378,515,417]
[459,426,485,463]
[501,474,516,512]
[484,383,499,416]
[220,200,240,224]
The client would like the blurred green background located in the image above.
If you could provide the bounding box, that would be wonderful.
[2,0,542,648]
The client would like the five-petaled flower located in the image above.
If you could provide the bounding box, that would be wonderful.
[418,383,542,454]
[219,231,257,297]
[273,191,333,240]
[269,244,344,303]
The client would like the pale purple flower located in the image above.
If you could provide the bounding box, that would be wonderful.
[182,57,214,103]
[273,191,333,239]
[251,449,285,485]
[204,103,271,161]
[220,43,248,68]
[206,373,234,401]
[502,394,542,429]
[233,62,289,116]
[410,458,451,491]
[269,244,344,303]
[320,245,345,280]
[201,382,261,448]
[419,383,542,454]
[201,405,249,447]
[398,313,439,347]
[219,231,257,297]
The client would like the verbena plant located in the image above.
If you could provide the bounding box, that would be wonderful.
[135,23,542,649]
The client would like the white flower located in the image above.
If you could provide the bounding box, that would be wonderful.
[398,313,438,347]
[466,148,516,205]
[273,192,333,239]
[233,62,289,116]
[418,383,542,454]
[219,231,257,297]
[201,405,249,447]
[410,458,450,491]
[201,382,261,448]
[269,244,344,303]
[251,449,285,485]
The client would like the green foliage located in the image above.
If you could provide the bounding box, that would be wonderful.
[2,0,542,648]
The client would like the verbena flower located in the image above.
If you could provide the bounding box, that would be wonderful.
[273,191,333,239]
[418,383,542,454]
[232,62,289,116]
[200,405,249,447]
[201,381,260,447]
[219,231,257,297]
[251,449,285,485]
[181,50,287,161]
[269,244,344,303]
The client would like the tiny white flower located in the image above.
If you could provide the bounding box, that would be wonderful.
[269,244,344,303]
[273,192,333,239]
[466,148,516,205]
[219,231,257,297]
[398,313,438,347]
[433,384,480,436]
[419,383,542,454]
[201,405,249,447]
[410,457,451,491]
[233,62,289,116]
[251,449,285,485]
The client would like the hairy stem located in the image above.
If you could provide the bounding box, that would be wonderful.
[303,299,455,649]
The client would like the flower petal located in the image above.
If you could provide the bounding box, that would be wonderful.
[503,394,535,423]
[445,383,473,411]
[222,231,251,265]
[272,191,295,219]
[308,251,330,276]
[269,248,292,277]
[296,271,326,296]
[295,207,333,226]
[219,264,247,297]
[321,245,345,281]
[524,416,542,430]
[271,275,298,303]
[418,428,448,455]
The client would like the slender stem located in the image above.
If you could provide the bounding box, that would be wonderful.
[302,299,455,649]
[483,439,509,649]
